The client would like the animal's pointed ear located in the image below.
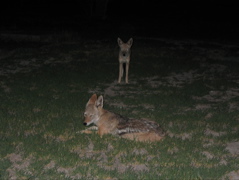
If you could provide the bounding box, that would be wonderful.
[127,38,133,46]
[96,95,103,108]
[117,37,123,46]
[87,94,97,106]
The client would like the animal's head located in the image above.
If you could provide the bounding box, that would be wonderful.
[117,37,133,57]
[83,94,103,126]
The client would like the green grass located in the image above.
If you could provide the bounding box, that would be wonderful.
[0,37,239,179]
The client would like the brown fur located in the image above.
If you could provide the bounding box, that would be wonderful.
[82,94,165,142]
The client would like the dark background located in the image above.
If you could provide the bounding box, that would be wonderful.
[1,0,239,41]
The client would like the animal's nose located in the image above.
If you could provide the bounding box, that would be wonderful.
[122,51,127,57]
[83,122,87,126]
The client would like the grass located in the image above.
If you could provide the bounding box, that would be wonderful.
[0,35,239,179]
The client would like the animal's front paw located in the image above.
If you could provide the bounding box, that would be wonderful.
[77,126,98,134]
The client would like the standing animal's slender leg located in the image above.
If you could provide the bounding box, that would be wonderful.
[125,62,129,84]
[118,62,123,83]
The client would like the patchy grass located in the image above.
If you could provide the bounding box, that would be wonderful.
[0,36,239,179]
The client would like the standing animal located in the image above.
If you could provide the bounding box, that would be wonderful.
[82,94,165,142]
[117,37,133,84]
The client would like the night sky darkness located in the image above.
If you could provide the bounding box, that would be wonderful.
[1,0,239,41]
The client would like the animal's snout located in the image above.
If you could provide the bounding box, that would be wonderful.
[121,51,127,57]
[83,122,87,126]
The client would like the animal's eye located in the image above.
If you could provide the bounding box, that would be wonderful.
[84,112,87,117]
